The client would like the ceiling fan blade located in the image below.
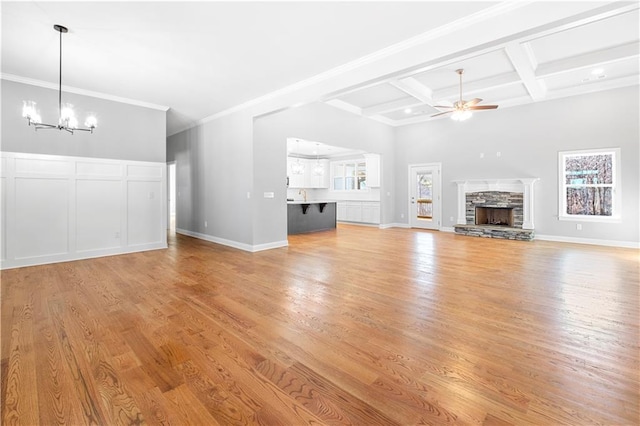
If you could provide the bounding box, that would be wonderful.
[432,105,455,109]
[464,98,483,107]
[431,111,453,117]
[469,105,499,110]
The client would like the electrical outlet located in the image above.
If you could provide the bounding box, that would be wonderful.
[264,192,274,198]
[450,216,454,222]
[204,221,208,228]
[114,232,120,239]
[576,223,582,230]
[401,213,405,219]
[496,151,502,157]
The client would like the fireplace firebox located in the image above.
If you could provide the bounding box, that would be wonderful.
[475,207,514,226]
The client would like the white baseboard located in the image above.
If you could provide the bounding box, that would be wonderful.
[0,242,168,270]
[176,228,288,252]
[441,226,455,233]
[535,234,640,249]
[378,222,410,229]
[338,221,379,228]
[253,240,289,252]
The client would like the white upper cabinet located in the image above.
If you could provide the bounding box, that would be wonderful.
[287,157,305,188]
[307,159,330,188]
[287,157,329,189]
[364,153,380,188]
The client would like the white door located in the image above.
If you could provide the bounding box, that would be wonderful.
[409,164,441,230]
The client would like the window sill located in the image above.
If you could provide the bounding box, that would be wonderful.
[558,215,621,224]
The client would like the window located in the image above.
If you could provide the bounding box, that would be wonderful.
[558,148,621,222]
[332,161,367,191]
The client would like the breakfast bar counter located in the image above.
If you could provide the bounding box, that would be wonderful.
[287,201,336,234]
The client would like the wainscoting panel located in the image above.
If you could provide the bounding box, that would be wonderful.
[14,177,70,259]
[127,180,163,246]
[1,178,6,261]
[0,152,167,269]
[76,179,123,253]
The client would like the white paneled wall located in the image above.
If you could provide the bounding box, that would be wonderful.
[0,152,167,269]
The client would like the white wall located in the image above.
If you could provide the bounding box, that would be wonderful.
[1,152,167,269]
[394,87,640,246]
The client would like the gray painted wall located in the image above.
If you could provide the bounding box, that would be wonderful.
[394,86,640,243]
[252,102,396,245]
[2,80,166,162]
[167,112,254,245]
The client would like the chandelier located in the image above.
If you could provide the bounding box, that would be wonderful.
[22,24,97,134]
[291,158,305,175]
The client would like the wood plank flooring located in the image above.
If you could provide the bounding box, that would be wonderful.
[2,225,638,425]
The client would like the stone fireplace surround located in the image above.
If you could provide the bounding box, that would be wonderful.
[453,178,539,241]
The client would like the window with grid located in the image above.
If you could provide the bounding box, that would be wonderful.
[558,148,621,222]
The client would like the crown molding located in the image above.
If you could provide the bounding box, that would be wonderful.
[2,73,170,112]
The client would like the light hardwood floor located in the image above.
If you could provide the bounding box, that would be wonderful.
[2,225,638,425]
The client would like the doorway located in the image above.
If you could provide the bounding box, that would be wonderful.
[408,163,441,230]
[167,162,176,232]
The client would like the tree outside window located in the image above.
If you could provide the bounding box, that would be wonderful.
[559,148,621,222]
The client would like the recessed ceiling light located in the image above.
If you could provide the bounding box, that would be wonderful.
[404,108,412,114]
[591,68,604,75]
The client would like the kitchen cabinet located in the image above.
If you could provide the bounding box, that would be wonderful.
[287,157,306,188]
[287,157,329,189]
[361,201,381,224]
[307,159,330,188]
[336,202,347,221]
[345,202,362,222]
[337,201,380,224]
[364,153,380,188]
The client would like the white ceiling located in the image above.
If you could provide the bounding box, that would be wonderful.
[2,1,638,136]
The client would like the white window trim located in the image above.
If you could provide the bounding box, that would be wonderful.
[558,148,621,223]
[329,159,370,193]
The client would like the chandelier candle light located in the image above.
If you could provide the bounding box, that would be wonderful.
[22,24,97,134]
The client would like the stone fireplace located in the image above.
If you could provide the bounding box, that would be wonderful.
[453,178,539,241]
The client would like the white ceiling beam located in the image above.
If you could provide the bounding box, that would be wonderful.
[368,115,397,127]
[536,41,640,78]
[505,42,547,100]
[389,77,434,105]
[362,97,421,117]
[433,72,521,100]
[545,74,639,101]
[324,99,363,116]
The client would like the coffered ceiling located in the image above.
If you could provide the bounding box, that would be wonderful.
[2,1,638,136]
[321,3,639,126]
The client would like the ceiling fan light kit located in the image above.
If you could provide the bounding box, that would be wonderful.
[22,24,97,134]
[431,68,498,121]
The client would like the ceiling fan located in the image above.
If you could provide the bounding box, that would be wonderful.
[431,69,498,121]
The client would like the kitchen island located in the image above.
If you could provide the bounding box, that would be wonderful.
[287,201,336,234]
